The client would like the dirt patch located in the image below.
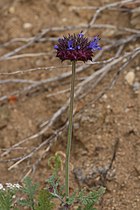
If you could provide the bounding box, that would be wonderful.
[0,0,140,209]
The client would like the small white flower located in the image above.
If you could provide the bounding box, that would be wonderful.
[6,183,14,189]
[0,183,5,191]
[13,183,21,189]
[0,183,3,190]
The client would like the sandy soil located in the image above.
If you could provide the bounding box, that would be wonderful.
[0,0,140,209]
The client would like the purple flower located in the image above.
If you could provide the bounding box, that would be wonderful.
[88,35,102,51]
[54,32,101,62]
[78,32,84,38]
[67,40,74,50]
[54,45,59,49]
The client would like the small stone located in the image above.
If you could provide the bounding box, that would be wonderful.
[125,71,135,85]
[136,66,140,71]
[91,104,95,108]
[102,94,107,100]
[125,108,129,113]
[9,7,15,14]
[107,105,111,109]
[97,135,101,140]
[132,82,140,92]
[62,18,67,22]
[23,23,32,30]
[74,122,80,129]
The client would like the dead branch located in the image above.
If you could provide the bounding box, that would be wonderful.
[87,0,138,27]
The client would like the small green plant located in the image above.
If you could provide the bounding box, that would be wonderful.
[0,175,105,210]
[0,32,104,209]
[0,183,21,210]
[36,189,55,210]
[18,177,39,209]
[45,171,105,209]
[77,187,105,210]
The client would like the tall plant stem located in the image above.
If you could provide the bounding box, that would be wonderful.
[65,61,76,198]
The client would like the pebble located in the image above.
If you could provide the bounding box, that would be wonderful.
[9,7,15,14]
[125,71,135,85]
[102,94,107,100]
[107,104,111,109]
[74,122,80,129]
[132,82,140,92]
[97,135,101,140]
[23,22,32,30]
[136,66,140,71]
[91,104,95,108]
[62,18,67,22]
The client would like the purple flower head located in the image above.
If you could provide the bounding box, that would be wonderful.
[54,33,102,62]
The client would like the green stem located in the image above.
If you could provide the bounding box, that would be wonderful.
[65,61,76,198]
